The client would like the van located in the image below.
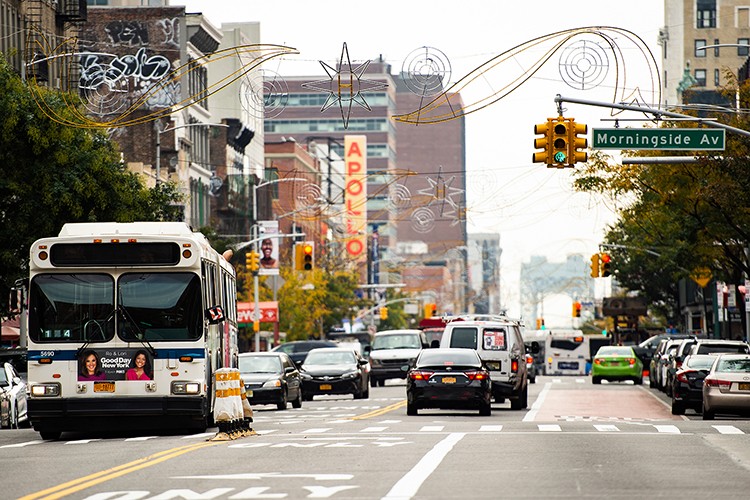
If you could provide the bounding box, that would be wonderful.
[439,315,538,410]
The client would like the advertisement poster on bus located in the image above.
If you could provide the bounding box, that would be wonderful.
[77,348,154,381]
[258,220,279,276]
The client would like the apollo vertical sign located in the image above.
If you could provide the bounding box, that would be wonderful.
[345,135,367,265]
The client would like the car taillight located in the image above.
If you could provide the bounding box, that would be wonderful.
[526,355,534,364]
[409,370,434,380]
[675,361,682,369]
[594,358,603,365]
[705,378,731,389]
[511,360,519,373]
[627,358,636,366]
[676,371,691,383]
[466,370,489,381]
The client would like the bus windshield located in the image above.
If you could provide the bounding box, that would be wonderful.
[28,272,203,343]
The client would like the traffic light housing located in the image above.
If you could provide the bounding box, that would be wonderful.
[569,119,588,165]
[301,241,314,271]
[590,253,600,278]
[600,253,612,277]
[536,318,545,329]
[424,303,437,318]
[246,250,259,275]
[533,119,554,165]
[551,117,569,167]
[573,301,582,318]
[380,307,388,320]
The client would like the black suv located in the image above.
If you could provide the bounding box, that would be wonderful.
[271,340,338,367]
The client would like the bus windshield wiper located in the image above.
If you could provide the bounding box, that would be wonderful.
[76,308,117,357]
[118,303,157,358]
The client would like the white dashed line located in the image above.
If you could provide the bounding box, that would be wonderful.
[594,424,620,432]
[538,424,562,432]
[479,425,503,432]
[654,425,681,434]
[713,425,744,434]
[420,426,444,432]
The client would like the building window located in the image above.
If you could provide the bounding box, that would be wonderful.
[664,70,667,89]
[695,40,706,58]
[739,39,750,57]
[696,0,716,28]
[87,0,110,4]
[694,69,707,87]
[714,39,720,56]
[188,58,209,110]
[714,68,720,86]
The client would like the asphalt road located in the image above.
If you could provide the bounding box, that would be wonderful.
[3,375,750,499]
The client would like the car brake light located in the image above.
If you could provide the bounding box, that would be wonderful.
[705,378,731,389]
[525,355,534,364]
[627,358,636,366]
[594,359,603,365]
[409,370,434,380]
[511,360,519,373]
[466,370,488,381]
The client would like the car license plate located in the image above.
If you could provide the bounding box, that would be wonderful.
[94,382,115,393]
[739,383,750,391]
[319,384,332,391]
[442,377,456,384]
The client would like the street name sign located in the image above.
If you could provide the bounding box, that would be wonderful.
[592,128,725,151]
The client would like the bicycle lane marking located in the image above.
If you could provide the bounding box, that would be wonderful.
[18,441,219,500]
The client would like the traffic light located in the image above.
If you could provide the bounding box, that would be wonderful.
[532,119,554,165]
[536,318,545,329]
[573,301,582,318]
[551,117,569,167]
[568,119,588,165]
[590,253,600,278]
[246,250,259,274]
[600,253,612,277]
[301,241,314,271]
[424,303,437,318]
[380,307,388,320]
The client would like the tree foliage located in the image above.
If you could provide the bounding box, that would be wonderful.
[572,79,750,319]
[0,55,182,312]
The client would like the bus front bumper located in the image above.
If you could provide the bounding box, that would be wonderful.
[28,396,207,419]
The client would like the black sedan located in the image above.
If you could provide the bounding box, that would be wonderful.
[300,347,370,400]
[671,354,715,415]
[406,348,492,416]
[238,352,303,410]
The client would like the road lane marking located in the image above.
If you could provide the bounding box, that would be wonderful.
[361,426,388,432]
[523,382,551,422]
[0,440,44,449]
[594,425,620,432]
[19,441,218,500]
[479,425,503,432]
[538,424,562,432]
[654,425,681,434]
[713,425,744,434]
[351,400,407,420]
[65,439,101,445]
[635,385,690,421]
[420,426,444,432]
[303,428,332,433]
[381,433,465,500]
[124,436,158,442]
[181,432,215,439]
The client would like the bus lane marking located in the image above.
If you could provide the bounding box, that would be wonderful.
[19,441,219,500]
[522,381,551,422]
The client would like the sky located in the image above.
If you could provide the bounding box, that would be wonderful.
[174,0,666,323]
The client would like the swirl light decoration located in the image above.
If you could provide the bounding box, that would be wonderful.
[393,26,660,125]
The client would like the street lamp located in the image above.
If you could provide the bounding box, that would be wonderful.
[154,120,229,184]
[251,176,307,351]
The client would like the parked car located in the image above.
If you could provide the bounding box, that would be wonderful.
[238,352,303,410]
[591,345,643,384]
[670,354,715,415]
[0,361,28,429]
[300,347,370,400]
[664,337,700,394]
[702,354,750,420]
[439,314,537,410]
[271,340,338,367]
[689,339,750,356]
[405,348,492,416]
[368,329,428,387]
[647,335,694,388]
[654,340,682,390]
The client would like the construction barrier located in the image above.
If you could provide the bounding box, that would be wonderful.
[211,368,254,440]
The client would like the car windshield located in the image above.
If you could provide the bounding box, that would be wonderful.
[716,358,750,372]
[239,356,282,374]
[0,368,8,386]
[372,334,421,350]
[304,350,356,365]
[597,347,633,357]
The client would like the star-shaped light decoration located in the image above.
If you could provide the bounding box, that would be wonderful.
[416,166,465,217]
[302,43,388,129]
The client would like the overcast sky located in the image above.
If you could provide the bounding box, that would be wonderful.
[173,0,666,322]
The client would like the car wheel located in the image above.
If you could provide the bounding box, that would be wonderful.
[592,376,601,384]
[277,391,288,411]
[362,385,370,399]
[671,399,685,415]
[634,376,643,385]
[39,429,61,440]
[406,401,418,416]
[10,405,19,430]
[510,386,527,410]
[479,401,492,416]
[292,389,302,409]
[649,376,655,388]
[302,393,313,402]
[370,377,379,388]
[529,376,536,384]
[702,403,714,420]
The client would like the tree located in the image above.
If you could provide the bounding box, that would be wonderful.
[0,55,181,313]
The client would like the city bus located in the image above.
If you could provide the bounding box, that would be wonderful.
[22,222,238,439]
[544,329,590,376]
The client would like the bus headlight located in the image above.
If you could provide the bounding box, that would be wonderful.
[31,383,61,397]
[171,382,201,395]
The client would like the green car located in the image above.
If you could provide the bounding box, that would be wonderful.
[591,346,643,384]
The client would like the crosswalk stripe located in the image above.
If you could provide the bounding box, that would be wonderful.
[361,426,388,432]
[538,424,562,432]
[479,425,503,432]
[713,425,744,434]
[654,425,681,434]
[303,428,332,433]
[420,426,444,432]
[594,425,620,432]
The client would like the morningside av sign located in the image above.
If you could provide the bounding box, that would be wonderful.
[592,128,725,151]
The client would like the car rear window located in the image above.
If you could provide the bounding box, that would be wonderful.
[449,327,478,349]
[697,344,750,354]
[550,338,583,351]
[418,350,480,367]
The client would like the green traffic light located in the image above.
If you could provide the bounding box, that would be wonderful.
[554,151,566,162]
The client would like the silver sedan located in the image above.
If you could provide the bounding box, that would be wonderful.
[702,354,750,420]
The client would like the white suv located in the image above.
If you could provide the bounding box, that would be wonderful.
[439,315,537,410]
[369,329,428,387]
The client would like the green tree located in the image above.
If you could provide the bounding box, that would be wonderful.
[0,55,181,312]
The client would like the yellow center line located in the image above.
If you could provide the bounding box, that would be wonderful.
[20,441,219,500]
[351,399,407,420]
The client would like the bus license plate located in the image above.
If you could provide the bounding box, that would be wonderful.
[739,383,750,391]
[559,362,579,370]
[442,377,456,384]
[319,384,332,391]
[94,382,115,393]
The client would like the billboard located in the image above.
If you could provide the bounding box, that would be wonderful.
[345,135,367,266]
[258,220,279,276]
